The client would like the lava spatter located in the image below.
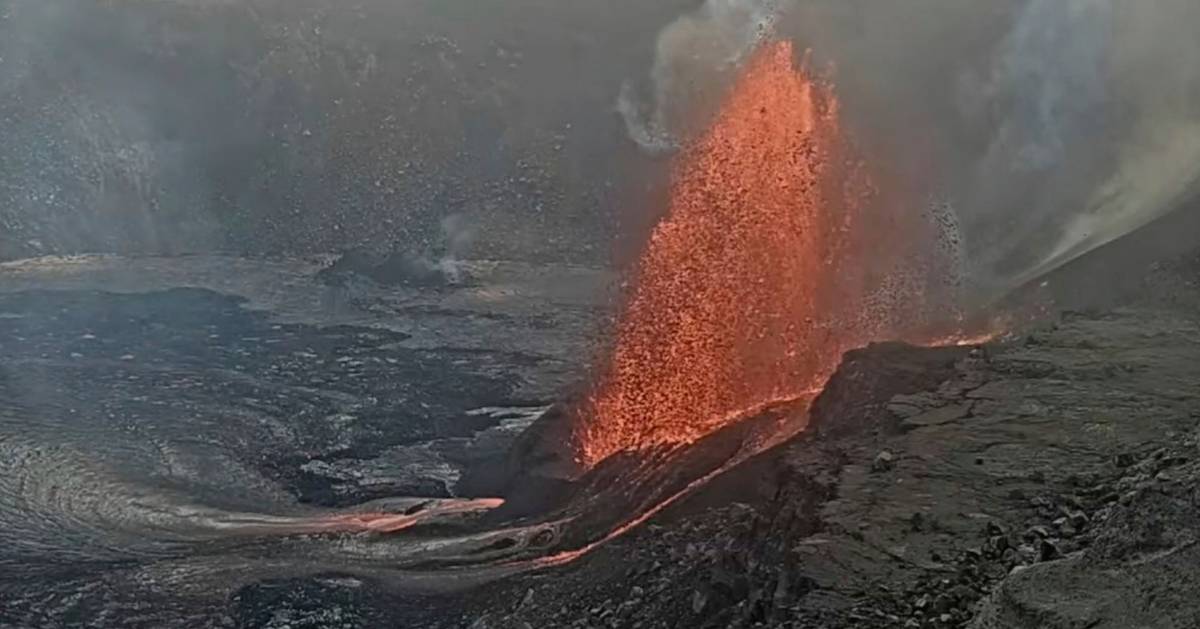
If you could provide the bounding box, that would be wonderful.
[575,41,965,467]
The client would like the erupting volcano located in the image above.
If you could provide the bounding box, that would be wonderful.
[575,41,966,467]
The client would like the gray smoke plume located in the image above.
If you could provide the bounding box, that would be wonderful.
[964,0,1200,295]
[434,212,477,284]
[618,0,779,155]
[623,0,1200,303]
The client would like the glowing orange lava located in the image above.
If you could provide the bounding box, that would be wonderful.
[575,41,970,467]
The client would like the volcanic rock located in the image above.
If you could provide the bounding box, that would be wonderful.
[440,293,1200,629]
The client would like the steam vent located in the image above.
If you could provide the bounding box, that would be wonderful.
[2,2,1200,628]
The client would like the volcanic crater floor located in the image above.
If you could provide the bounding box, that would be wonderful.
[0,254,1198,628]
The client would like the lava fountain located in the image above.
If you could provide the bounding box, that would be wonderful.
[574,41,967,467]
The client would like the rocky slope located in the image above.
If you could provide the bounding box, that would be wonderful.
[440,267,1200,628]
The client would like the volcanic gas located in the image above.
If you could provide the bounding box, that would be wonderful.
[574,40,969,468]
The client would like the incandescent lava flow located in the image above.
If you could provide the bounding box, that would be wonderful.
[574,40,970,468]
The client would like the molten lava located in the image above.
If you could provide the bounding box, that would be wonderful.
[575,41,968,467]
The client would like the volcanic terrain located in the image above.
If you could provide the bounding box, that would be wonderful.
[0,226,1197,628]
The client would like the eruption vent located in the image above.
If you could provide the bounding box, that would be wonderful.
[576,41,965,467]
